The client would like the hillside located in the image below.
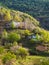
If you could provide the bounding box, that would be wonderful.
[0,6,39,33]
[0,0,49,29]
[0,7,49,65]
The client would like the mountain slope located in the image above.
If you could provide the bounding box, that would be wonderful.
[0,6,39,25]
[0,0,49,30]
[0,7,49,48]
[0,7,49,65]
[0,0,49,29]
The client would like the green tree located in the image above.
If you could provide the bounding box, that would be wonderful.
[0,46,5,54]
[15,47,29,58]
[24,30,31,36]
[4,11,12,21]
[3,52,16,63]
[11,21,16,29]
[8,32,21,42]
[2,30,8,39]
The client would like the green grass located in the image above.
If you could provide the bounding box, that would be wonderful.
[16,56,49,65]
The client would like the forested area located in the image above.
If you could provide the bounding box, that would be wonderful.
[0,0,49,65]
[0,7,49,65]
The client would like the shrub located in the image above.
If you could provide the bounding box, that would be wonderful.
[30,34,42,44]
[10,45,29,58]
[40,59,49,65]
[4,42,18,49]
[4,11,12,21]
[8,32,21,42]
[0,46,5,54]
[2,52,16,63]
[11,21,16,29]
[2,30,8,39]
[4,42,13,49]
[4,58,17,65]
[34,59,49,65]
[16,47,29,58]
[24,30,31,36]
[14,15,23,22]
